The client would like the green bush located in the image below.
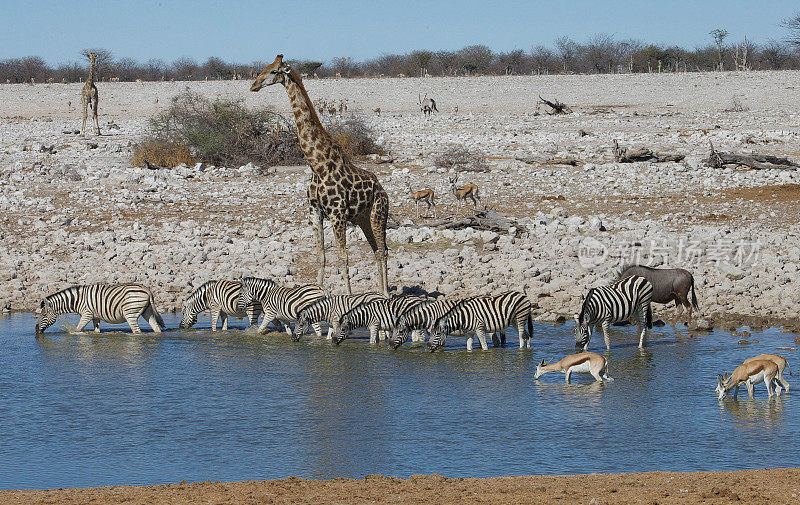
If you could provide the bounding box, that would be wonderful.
[147,90,304,167]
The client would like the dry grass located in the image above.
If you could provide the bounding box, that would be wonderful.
[434,144,488,172]
[131,138,196,168]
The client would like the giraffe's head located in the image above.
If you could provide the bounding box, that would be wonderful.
[250,54,292,91]
[88,53,97,64]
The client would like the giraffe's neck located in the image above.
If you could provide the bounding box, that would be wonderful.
[283,73,340,175]
[87,61,95,86]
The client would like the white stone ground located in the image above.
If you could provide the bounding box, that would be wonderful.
[2,72,800,328]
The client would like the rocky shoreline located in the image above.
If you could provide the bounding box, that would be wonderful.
[1,73,799,333]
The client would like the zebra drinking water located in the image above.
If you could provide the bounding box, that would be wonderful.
[427,291,533,351]
[574,275,654,351]
[179,280,263,331]
[331,295,428,345]
[36,283,165,334]
[293,292,385,341]
[389,296,473,349]
[237,277,327,335]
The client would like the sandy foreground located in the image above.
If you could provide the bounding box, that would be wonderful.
[2,469,799,504]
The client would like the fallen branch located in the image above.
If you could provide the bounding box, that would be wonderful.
[613,140,684,163]
[705,141,799,170]
[425,209,527,235]
[538,96,572,114]
[515,156,578,166]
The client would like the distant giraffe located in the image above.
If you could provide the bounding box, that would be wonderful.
[81,53,100,136]
[251,54,389,295]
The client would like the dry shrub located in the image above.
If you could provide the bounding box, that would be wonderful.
[145,90,303,167]
[434,144,488,172]
[327,116,387,158]
[131,138,196,168]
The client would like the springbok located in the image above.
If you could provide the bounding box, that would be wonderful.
[743,354,791,393]
[449,174,479,215]
[339,99,348,113]
[374,107,381,116]
[535,353,613,383]
[407,182,436,218]
[716,359,779,399]
[418,93,438,117]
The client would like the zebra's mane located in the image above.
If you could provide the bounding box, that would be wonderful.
[340,297,384,321]
[187,280,216,303]
[577,288,596,324]
[44,285,82,302]
[242,277,274,289]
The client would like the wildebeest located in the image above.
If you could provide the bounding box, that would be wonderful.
[616,264,698,320]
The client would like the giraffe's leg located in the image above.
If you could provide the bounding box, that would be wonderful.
[311,206,326,288]
[359,217,388,296]
[331,217,351,295]
[372,202,390,296]
[92,98,100,135]
[81,101,88,137]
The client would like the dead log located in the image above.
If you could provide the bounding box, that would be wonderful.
[705,141,799,170]
[538,96,572,114]
[613,140,684,163]
[417,209,527,236]
[515,156,579,166]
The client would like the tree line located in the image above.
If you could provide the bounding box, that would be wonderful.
[3,29,800,84]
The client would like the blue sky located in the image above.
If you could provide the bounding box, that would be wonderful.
[3,0,798,64]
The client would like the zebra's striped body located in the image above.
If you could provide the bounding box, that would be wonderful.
[427,291,533,351]
[331,295,428,345]
[390,297,475,349]
[179,280,263,331]
[237,277,327,335]
[36,283,165,334]
[293,292,384,341]
[574,274,653,351]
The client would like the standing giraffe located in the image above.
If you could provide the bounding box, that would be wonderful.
[250,54,389,295]
[81,53,100,137]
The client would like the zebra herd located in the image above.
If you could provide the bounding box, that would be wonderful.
[35,275,655,353]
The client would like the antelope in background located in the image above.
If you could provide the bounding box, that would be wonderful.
[716,359,779,399]
[373,107,381,116]
[535,352,613,383]
[449,173,479,215]
[406,182,436,218]
[339,99,348,114]
[419,93,439,117]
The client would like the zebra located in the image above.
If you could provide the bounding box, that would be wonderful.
[237,277,327,335]
[36,283,165,334]
[331,295,428,345]
[427,291,533,352]
[292,292,384,341]
[178,280,263,331]
[574,274,654,351]
[390,296,479,350]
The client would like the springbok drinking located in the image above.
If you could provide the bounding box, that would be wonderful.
[716,359,779,399]
[535,352,613,383]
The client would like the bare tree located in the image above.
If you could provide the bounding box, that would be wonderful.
[458,45,493,74]
[709,28,729,70]
[782,12,800,48]
[80,48,113,79]
[554,36,579,73]
[408,50,433,76]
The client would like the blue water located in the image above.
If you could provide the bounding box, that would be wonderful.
[1,312,798,490]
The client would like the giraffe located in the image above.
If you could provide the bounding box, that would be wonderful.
[250,54,389,296]
[80,53,100,137]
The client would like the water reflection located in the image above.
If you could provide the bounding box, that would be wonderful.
[719,396,787,430]
[2,314,799,490]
